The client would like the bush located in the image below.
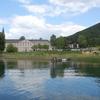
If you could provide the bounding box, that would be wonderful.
[31,44,49,51]
[6,44,18,52]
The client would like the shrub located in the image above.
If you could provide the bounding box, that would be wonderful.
[6,44,18,52]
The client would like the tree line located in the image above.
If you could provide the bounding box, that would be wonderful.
[50,34,68,50]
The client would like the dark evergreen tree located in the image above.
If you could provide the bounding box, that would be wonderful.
[0,28,5,52]
[50,34,56,48]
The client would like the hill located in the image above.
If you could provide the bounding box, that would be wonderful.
[66,23,100,47]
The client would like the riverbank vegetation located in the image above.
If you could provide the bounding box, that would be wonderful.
[1,51,100,63]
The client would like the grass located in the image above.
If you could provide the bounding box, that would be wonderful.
[0,51,100,63]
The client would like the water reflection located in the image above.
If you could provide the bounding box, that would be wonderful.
[50,63,67,78]
[7,60,17,69]
[0,60,5,77]
[69,62,100,78]
[0,59,100,100]
[3,59,100,78]
[50,62,100,78]
[7,60,49,69]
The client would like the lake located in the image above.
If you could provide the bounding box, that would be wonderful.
[0,59,100,100]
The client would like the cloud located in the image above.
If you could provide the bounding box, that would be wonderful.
[45,23,85,37]
[23,4,61,17]
[49,0,100,7]
[7,15,46,39]
[24,4,47,14]
[11,15,45,29]
[7,15,85,39]
[19,0,100,17]
[0,18,7,25]
[23,4,58,17]
[18,0,31,4]
[49,0,100,15]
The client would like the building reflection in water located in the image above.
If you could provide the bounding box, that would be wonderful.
[17,60,33,69]
[0,60,5,77]
[3,59,100,80]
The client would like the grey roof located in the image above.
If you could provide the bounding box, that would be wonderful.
[6,39,49,43]
[29,39,49,42]
[6,39,19,43]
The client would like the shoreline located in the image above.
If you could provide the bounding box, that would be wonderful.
[0,51,100,63]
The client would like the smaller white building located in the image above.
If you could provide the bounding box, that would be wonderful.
[6,39,52,52]
[69,43,79,49]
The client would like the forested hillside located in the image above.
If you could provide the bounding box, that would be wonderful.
[66,23,100,47]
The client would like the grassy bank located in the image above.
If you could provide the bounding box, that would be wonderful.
[0,51,100,63]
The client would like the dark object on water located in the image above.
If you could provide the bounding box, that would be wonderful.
[51,57,71,62]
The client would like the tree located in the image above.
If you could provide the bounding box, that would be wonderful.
[39,38,42,40]
[19,36,25,40]
[78,35,88,48]
[6,44,18,52]
[50,34,56,48]
[42,45,49,50]
[0,28,5,52]
[64,37,69,49]
[38,44,42,50]
[55,36,66,49]
[31,44,49,51]
[31,45,38,51]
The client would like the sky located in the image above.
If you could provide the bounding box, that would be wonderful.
[0,0,100,40]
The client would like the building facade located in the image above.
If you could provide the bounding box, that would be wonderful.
[5,39,52,52]
[68,43,79,49]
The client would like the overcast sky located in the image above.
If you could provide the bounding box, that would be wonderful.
[0,0,100,39]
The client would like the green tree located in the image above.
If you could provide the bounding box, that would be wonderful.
[55,36,66,49]
[19,36,25,40]
[50,34,56,48]
[0,28,5,52]
[6,44,18,52]
[31,45,38,51]
[38,44,42,50]
[42,45,49,50]
[32,44,49,51]
[78,35,88,48]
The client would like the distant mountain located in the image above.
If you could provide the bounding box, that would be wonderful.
[66,23,100,47]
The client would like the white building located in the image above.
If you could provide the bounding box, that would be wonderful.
[68,43,79,49]
[5,39,52,52]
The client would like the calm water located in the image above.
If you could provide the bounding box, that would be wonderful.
[0,59,100,100]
